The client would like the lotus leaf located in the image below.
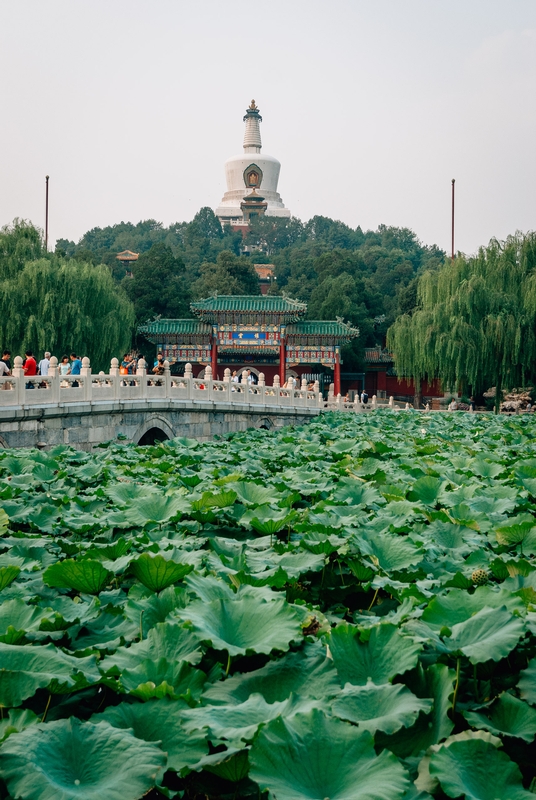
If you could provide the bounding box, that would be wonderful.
[181,594,302,656]
[445,606,526,663]
[43,559,112,594]
[429,738,534,800]
[518,657,536,705]
[203,646,340,705]
[0,565,20,591]
[330,623,422,685]
[0,708,38,743]
[121,657,206,699]
[332,680,432,734]
[0,642,99,706]
[93,698,207,773]
[464,692,536,742]
[249,708,409,800]
[102,622,202,672]
[130,552,193,592]
[0,717,167,800]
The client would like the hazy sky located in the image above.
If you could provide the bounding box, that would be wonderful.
[1,1,535,254]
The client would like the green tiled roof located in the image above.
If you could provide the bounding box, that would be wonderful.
[191,295,307,315]
[287,320,360,341]
[137,319,211,337]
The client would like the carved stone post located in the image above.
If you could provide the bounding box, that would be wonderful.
[12,356,25,405]
[49,356,59,403]
[110,357,120,399]
[80,357,91,401]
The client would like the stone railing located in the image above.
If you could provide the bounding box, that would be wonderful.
[0,356,410,414]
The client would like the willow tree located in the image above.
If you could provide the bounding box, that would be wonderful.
[387,232,536,412]
[0,221,135,371]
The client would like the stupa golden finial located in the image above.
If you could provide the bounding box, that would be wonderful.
[249,99,257,109]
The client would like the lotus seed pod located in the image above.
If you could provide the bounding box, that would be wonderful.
[472,568,489,585]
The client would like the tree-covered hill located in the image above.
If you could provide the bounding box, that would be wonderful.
[57,209,446,369]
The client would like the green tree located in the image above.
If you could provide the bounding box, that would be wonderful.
[192,251,261,298]
[0,222,134,371]
[122,243,191,323]
[387,232,536,412]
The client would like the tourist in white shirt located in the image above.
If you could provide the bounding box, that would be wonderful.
[38,352,51,376]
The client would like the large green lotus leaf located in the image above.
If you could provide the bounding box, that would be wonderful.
[230,481,276,506]
[0,507,8,532]
[330,623,422,685]
[357,532,424,571]
[125,494,186,525]
[70,611,138,650]
[93,698,207,774]
[181,595,301,656]
[329,478,383,508]
[43,559,112,594]
[0,598,54,644]
[332,681,432,735]
[421,587,525,629]
[121,657,206,700]
[518,657,536,705]
[408,476,445,506]
[445,606,526,663]
[183,693,321,743]
[247,506,294,534]
[102,622,202,673]
[464,692,536,742]
[495,516,536,547]
[249,708,409,800]
[0,708,38,743]
[130,553,193,592]
[105,482,158,505]
[0,565,20,591]
[203,646,340,705]
[429,738,534,800]
[125,585,189,636]
[376,663,456,758]
[0,642,99,706]
[247,548,325,579]
[470,456,506,479]
[0,717,167,800]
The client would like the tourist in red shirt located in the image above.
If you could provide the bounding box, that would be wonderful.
[23,351,38,376]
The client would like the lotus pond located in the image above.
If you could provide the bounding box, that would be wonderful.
[1,410,536,800]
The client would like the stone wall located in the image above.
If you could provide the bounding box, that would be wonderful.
[0,399,320,450]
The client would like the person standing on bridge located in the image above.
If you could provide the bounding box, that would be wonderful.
[38,352,51,376]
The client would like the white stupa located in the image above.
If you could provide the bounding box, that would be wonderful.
[215,100,291,225]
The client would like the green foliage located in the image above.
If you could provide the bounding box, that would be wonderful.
[122,242,191,323]
[1,411,536,798]
[192,250,261,298]
[388,232,536,409]
[0,221,134,370]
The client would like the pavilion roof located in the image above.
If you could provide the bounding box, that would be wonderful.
[288,320,359,338]
[191,295,306,315]
[137,319,211,343]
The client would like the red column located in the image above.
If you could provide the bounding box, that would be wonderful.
[279,338,286,385]
[334,349,341,396]
[211,337,218,380]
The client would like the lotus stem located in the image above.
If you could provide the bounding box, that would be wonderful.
[225,651,231,677]
[139,610,144,642]
[367,588,379,611]
[452,657,461,716]
[41,693,52,723]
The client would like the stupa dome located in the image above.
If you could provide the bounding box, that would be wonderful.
[215,100,291,225]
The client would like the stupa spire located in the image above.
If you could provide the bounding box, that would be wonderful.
[243,99,262,153]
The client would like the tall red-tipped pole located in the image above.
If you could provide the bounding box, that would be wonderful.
[45,175,50,252]
[451,178,455,261]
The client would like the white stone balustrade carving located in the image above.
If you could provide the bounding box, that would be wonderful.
[0,360,408,414]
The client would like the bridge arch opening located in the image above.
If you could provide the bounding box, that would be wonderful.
[133,415,176,446]
[137,427,170,446]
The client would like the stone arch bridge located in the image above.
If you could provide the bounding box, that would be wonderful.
[0,357,372,451]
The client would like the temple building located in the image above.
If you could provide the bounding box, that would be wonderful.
[138,295,358,395]
[215,101,290,227]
